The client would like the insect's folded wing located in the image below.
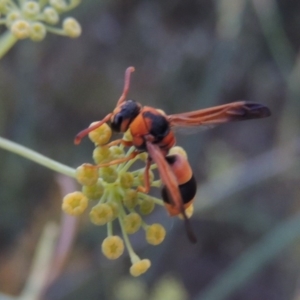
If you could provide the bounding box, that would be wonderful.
[168,101,271,127]
[145,141,183,212]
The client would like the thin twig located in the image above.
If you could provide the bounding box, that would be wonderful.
[39,175,79,299]
[18,223,59,300]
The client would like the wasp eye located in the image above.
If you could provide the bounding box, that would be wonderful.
[111,114,123,132]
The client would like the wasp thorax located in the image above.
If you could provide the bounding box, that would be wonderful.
[111,100,141,132]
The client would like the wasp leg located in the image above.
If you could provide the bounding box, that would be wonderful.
[137,158,152,194]
[102,139,133,148]
[97,150,140,168]
[74,113,112,145]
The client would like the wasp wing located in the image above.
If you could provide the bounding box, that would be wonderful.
[146,141,182,211]
[145,141,197,243]
[167,101,271,128]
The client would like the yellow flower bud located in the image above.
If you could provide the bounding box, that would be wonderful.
[29,22,46,42]
[139,197,155,215]
[0,0,11,14]
[43,6,59,24]
[120,172,134,189]
[114,278,147,300]
[75,164,98,186]
[123,213,142,234]
[82,182,104,200]
[123,189,138,209]
[130,259,151,277]
[99,166,118,183]
[123,129,133,141]
[88,122,112,145]
[168,146,188,158]
[6,11,21,28]
[102,236,124,260]
[22,1,40,18]
[110,146,125,160]
[138,152,148,162]
[50,0,67,12]
[62,191,88,216]
[63,17,81,38]
[93,146,111,164]
[145,224,166,245]
[151,275,189,300]
[69,0,81,7]
[138,170,154,185]
[11,20,30,39]
[90,203,113,225]
[107,201,119,220]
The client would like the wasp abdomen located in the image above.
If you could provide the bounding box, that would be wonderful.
[161,154,196,207]
[161,174,196,205]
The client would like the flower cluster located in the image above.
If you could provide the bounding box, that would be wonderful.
[0,0,81,41]
[62,123,177,276]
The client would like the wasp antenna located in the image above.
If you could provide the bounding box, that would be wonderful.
[116,66,135,106]
[74,113,112,145]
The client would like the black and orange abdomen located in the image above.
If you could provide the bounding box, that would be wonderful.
[161,154,197,216]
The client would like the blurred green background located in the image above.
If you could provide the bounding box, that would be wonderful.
[1,0,300,299]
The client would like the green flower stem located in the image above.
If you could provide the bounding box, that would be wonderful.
[0,31,18,59]
[141,221,149,230]
[138,193,164,206]
[0,136,76,178]
[107,221,113,236]
[97,189,109,205]
[44,25,67,36]
[151,180,161,187]
[118,206,140,264]
[117,146,136,172]
[130,163,157,175]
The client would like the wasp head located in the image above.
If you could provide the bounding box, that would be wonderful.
[111,100,142,132]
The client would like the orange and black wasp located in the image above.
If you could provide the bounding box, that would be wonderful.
[75,67,271,243]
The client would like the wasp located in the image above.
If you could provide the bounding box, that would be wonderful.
[75,67,271,243]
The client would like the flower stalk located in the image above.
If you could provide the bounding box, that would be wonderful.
[0,136,75,177]
[0,30,17,59]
